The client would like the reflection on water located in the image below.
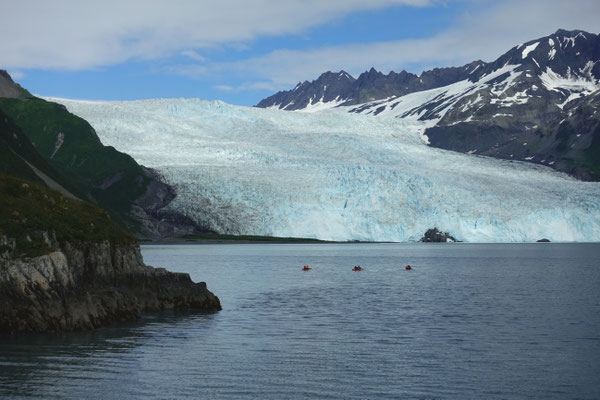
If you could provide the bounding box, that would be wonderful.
[1,243,599,399]
[1,312,218,399]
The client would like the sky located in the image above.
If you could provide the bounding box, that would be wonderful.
[2,0,600,106]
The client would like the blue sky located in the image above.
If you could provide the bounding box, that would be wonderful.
[3,0,599,106]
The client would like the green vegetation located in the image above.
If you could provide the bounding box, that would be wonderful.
[583,123,600,180]
[0,97,151,232]
[180,233,325,243]
[0,108,81,194]
[555,120,574,152]
[0,175,135,258]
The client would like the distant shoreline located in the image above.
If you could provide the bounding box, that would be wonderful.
[140,233,394,245]
[138,235,596,245]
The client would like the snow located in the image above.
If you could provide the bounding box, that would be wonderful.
[539,67,599,102]
[563,36,576,47]
[557,92,584,109]
[522,42,539,58]
[50,132,64,159]
[50,97,600,243]
[347,64,521,124]
[492,89,530,106]
[265,104,283,110]
[297,96,347,113]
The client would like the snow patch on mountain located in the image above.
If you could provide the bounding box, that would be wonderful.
[522,42,540,58]
[298,95,347,113]
[346,64,522,122]
[539,67,599,95]
[50,97,600,242]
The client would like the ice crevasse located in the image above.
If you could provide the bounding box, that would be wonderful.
[51,97,600,242]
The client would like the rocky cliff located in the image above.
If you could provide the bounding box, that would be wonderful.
[0,70,30,98]
[0,235,221,333]
[0,175,220,334]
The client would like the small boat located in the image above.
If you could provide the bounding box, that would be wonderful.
[302,265,312,271]
[352,266,364,271]
[405,265,412,270]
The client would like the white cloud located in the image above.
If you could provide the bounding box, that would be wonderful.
[0,0,431,70]
[7,70,25,80]
[213,84,234,91]
[4,0,599,100]
[181,50,207,63]
[213,82,277,92]
[168,0,600,90]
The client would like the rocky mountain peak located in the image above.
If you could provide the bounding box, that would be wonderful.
[0,70,14,82]
[0,69,28,99]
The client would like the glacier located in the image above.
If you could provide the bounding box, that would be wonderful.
[50,97,600,242]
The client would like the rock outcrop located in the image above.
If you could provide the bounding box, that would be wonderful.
[0,234,221,333]
[0,69,29,98]
[420,228,457,243]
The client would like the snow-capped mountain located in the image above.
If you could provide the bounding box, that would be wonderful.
[256,29,600,180]
[50,97,600,242]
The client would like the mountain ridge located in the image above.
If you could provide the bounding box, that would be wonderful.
[256,29,600,180]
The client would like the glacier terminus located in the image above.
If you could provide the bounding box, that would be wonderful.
[51,97,600,242]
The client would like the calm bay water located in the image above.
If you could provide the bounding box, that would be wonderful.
[1,243,599,399]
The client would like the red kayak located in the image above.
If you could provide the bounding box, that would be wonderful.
[302,266,312,271]
[405,265,412,270]
[352,266,364,271]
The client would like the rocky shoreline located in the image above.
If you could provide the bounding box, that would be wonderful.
[0,236,221,333]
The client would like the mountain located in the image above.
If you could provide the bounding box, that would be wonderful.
[256,70,356,110]
[49,97,600,243]
[257,62,483,111]
[256,29,600,181]
[0,70,210,238]
[0,70,30,98]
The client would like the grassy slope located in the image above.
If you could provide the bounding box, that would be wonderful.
[0,97,151,232]
[583,126,600,180]
[0,108,83,194]
[0,175,135,258]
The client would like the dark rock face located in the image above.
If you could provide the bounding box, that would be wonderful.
[133,167,214,239]
[256,71,356,110]
[256,63,481,110]
[536,238,551,242]
[420,228,457,243]
[0,237,221,333]
[0,69,29,98]
[422,29,600,181]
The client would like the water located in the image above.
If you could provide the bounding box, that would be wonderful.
[1,243,599,399]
